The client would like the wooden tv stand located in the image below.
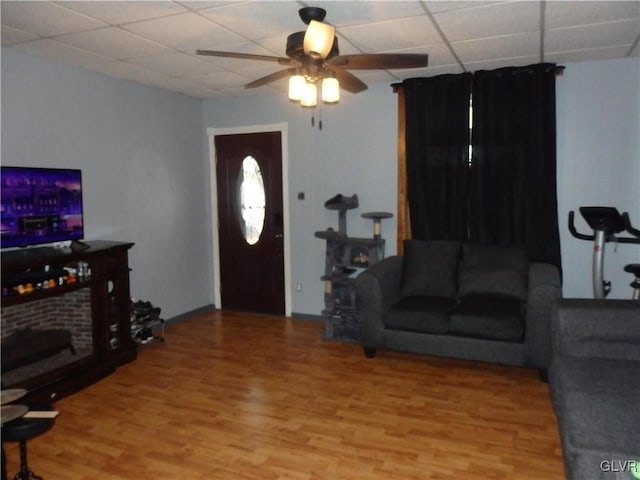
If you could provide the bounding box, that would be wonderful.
[1,241,136,402]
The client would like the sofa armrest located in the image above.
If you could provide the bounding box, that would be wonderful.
[524,262,562,368]
[551,298,640,361]
[355,255,404,347]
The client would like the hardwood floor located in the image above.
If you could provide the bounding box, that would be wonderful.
[3,311,564,479]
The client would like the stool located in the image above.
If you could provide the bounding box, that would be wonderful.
[624,264,640,300]
[1,405,55,480]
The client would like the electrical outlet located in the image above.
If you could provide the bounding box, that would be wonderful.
[296,283,303,292]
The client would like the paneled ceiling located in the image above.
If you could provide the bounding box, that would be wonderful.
[2,1,639,99]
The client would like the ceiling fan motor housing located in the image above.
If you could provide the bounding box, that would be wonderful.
[299,7,327,24]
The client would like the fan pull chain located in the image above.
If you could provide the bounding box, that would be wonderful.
[309,109,324,130]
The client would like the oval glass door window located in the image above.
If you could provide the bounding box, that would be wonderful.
[239,155,266,245]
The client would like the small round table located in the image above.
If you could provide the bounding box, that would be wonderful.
[1,405,55,480]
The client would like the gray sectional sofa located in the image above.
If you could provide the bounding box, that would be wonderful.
[549,299,640,480]
[355,240,562,368]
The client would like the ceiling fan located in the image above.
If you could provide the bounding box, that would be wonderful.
[196,6,429,107]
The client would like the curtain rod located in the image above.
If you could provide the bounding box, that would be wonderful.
[392,64,565,90]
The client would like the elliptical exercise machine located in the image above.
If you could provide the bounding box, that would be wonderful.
[568,206,640,299]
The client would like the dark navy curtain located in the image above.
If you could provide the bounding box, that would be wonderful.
[403,73,472,241]
[402,63,561,269]
[469,63,561,268]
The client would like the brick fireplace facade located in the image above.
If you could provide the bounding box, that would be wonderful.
[1,289,93,350]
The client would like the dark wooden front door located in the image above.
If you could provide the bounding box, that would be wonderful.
[215,131,285,315]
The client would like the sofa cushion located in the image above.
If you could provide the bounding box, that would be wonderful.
[549,355,639,400]
[400,240,460,299]
[459,243,529,301]
[386,296,455,334]
[449,296,525,341]
[550,356,640,479]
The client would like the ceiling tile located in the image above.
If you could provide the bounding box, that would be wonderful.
[195,70,253,89]
[545,1,639,30]
[452,32,540,63]
[174,84,222,99]
[199,2,303,41]
[339,16,440,53]
[463,55,541,72]
[209,59,283,79]
[434,1,540,42]
[178,1,237,12]
[11,39,112,66]
[1,25,40,46]
[56,1,189,25]
[57,27,172,59]
[2,0,638,100]
[546,20,639,53]
[306,1,427,27]
[129,52,221,77]
[426,1,503,14]
[83,60,170,84]
[221,65,287,90]
[1,1,107,37]
[545,45,633,64]
[253,33,295,56]
[123,12,246,51]
[137,74,205,93]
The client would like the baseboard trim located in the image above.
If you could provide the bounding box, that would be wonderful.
[165,304,216,326]
[291,312,324,322]
[166,308,324,325]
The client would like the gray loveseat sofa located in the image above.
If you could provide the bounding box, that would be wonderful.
[355,240,562,368]
[549,299,640,480]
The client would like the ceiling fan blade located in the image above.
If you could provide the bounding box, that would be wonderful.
[245,68,296,89]
[196,49,294,66]
[328,66,368,94]
[329,53,428,70]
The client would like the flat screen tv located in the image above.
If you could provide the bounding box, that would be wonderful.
[1,166,84,249]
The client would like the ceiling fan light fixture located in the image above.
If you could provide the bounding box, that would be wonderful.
[288,74,306,101]
[321,77,340,104]
[300,82,318,108]
[303,20,335,59]
[196,6,430,104]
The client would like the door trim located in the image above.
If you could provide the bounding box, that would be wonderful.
[207,123,291,316]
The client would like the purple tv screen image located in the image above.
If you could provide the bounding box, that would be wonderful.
[1,166,84,248]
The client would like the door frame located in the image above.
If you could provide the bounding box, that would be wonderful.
[207,123,292,316]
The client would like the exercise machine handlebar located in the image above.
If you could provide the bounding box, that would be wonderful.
[568,207,639,299]
[568,207,640,244]
[622,212,640,239]
[568,210,594,241]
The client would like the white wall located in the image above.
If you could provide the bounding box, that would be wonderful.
[201,83,398,315]
[556,57,640,298]
[1,48,212,318]
[3,47,638,319]
[203,57,640,311]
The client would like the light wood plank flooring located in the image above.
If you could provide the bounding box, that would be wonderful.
[3,311,564,479]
